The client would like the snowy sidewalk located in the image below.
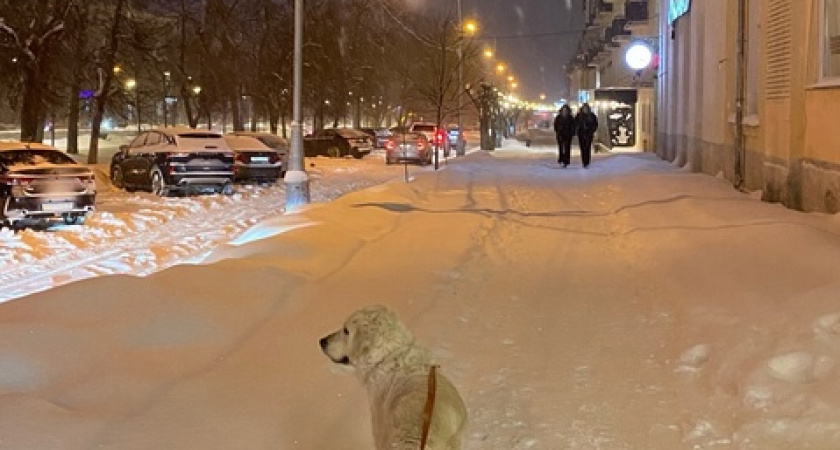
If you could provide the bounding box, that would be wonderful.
[1,150,839,449]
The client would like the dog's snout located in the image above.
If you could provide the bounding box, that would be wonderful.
[319,336,329,350]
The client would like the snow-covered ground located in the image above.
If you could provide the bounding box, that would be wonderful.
[0,136,456,303]
[1,140,840,449]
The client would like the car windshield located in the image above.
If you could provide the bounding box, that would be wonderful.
[0,149,76,167]
[256,135,288,148]
[334,129,367,138]
[390,132,424,141]
[178,132,222,139]
[411,124,436,132]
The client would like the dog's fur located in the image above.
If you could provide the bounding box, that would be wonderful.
[320,305,467,450]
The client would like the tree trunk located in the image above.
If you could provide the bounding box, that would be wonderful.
[20,66,45,142]
[67,83,80,154]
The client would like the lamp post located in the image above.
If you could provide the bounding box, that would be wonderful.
[125,78,140,133]
[285,0,310,209]
[163,71,170,127]
[457,1,477,157]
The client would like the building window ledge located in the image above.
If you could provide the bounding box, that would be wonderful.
[806,79,840,90]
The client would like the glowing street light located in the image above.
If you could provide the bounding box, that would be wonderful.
[507,75,515,82]
[192,85,202,95]
[483,48,494,59]
[463,19,478,36]
[510,81,519,89]
[124,78,136,90]
[496,63,506,74]
[539,93,546,101]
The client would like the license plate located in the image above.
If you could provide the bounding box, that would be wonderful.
[41,202,74,212]
[250,156,269,163]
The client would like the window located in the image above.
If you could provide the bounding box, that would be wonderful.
[823,0,840,79]
[129,134,147,148]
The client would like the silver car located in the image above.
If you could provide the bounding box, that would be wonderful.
[385,132,432,165]
[0,142,96,228]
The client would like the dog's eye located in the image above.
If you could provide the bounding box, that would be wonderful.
[343,327,349,335]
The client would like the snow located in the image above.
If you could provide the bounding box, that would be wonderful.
[1,141,840,449]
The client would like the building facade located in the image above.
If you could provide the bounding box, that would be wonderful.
[658,0,840,213]
[567,0,658,152]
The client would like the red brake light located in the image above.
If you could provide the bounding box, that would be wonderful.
[269,153,280,163]
[416,140,426,150]
[235,153,248,163]
[385,140,395,151]
[7,176,35,186]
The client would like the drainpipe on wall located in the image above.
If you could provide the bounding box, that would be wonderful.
[734,0,747,189]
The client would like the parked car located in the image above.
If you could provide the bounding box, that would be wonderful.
[0,142,96,227]
[408,122,450,155]
[223,135,284,183]
[446,126,467,156]
[524,118,557,147]
[110,127,235,196]
[226,131,289,174]
[303,128,373,158]
[385,132,432,165]
[360,127,391,148]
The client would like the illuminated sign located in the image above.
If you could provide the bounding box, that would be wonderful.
[668,0,691,24]
[625,43,653,70]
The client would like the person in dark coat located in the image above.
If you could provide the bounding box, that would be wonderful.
[575,102,598,168]
[553,104,575,167]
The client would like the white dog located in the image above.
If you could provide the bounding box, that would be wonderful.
[320,305,467,449]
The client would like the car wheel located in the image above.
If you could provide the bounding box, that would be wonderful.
[150,168,169,197]
[111,165,125,189]
[221,183,235,196]
[351,148,364,159]
[525,140,532,147]
[327,146,341,158]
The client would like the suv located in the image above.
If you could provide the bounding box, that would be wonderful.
[111,127,235,196]
[409,123,450,156]
[0,142,96,227]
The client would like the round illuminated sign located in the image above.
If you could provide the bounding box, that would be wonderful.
[625,43,653,70]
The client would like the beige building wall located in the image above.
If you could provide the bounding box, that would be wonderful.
[658,0,840,213]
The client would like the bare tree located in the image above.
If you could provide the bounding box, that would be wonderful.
[0,0,72,142]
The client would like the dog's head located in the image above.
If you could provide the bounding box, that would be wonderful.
[319,305,414,373]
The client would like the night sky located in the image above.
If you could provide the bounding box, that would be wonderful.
[462,0,584,103]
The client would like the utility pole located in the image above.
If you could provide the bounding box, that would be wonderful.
[285,0,310,209]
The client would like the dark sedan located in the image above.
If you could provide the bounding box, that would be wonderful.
[304,128,373,158]
[0,142,96,227]
[223,134,283,183]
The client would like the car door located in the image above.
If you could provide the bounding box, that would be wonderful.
[137,131,163,186]
[122,133,148,186]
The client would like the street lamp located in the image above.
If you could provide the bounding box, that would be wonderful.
[483,48,494,59]
[125,78,140,132]
[496,63,506,74]
[456,1,476,158]
[285,0,310,209]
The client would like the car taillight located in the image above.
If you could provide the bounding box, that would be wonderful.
[417,140,426,150]
[235,153,248,163]
[7,176,34,186]
[269,153,280,163]
[385,140,395,151]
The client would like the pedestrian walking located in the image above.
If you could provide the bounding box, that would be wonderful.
[553,104,575,168]
[575,102,598,168]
